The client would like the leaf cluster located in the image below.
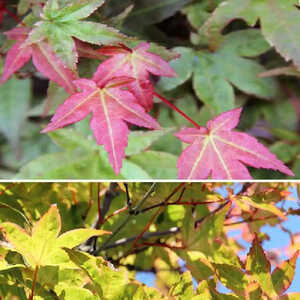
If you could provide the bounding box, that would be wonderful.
[0,0,299,179]
[0,182,299,299]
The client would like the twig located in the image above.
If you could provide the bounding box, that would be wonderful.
[225,215,277,226]
[80,183,119,253]
[175,187,186,203]
[133,183,185,247]
[124,183,133,213]
[195,201,230,227]
[98,183,157,251]
[103,206,128,223]
[96,183,103,227]
[100,227,180,250]
[138,199,225,214]
[132,183,157,214]
[100,182,119,220]
[82,183,94,221]
[133,207,163,247]
[136,241,185,250]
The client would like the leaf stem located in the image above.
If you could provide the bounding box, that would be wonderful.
[29,265,39,300]
[1,3,25,26]
[154,92,201,129]
[96,183,103,227]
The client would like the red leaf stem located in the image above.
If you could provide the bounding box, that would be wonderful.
[154,92,201,129]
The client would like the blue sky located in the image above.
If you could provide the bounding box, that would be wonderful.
[136,183,300,294]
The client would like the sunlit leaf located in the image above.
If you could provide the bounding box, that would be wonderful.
[175,108,293,179]
[246,235,277,298]
[0,205,109,267]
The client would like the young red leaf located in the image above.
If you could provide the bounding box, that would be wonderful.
[93,42,177,110]
[42,77,160,174]
[31,41,77,94]
[175,108,294,179]
[0,27,77,94]
[0,27,32,83]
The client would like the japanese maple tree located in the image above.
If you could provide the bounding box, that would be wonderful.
[0,182,299,299]
[0,0,299,179]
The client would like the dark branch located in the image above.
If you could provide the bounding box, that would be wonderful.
[98,227,180,251]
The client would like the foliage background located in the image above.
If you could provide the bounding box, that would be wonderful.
[0,182,299,299]
[0,0,299,179]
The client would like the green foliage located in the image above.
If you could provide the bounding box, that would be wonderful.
[0,77,31,150]
[0,0,299,179]
[160,30,277,114]
[0,182,299,299]
[27,0,128,70]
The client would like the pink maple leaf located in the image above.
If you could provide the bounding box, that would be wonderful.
[0,27,77,94]
[175,108,294,179]
[42,77,160,174]
[92,43,177,111]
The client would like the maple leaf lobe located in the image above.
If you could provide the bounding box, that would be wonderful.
[175,108,294,180]
[0,27,77,94]
[42,77,160,174]
[93,42,177,110]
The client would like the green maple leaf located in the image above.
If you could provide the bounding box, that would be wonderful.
[200,0,300,68]
[0,205,110,268]
[26,0,130,69]
[159,29,278,114]
[246,235,277,298]
[271,250,299,295]
[64,248,166,299]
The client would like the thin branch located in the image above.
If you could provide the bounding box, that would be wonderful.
[100,227,180,250]
[138,199,225,214]
[98,183,157,251]
[80,183,119,253]
[225,215,276,226]
[133,208,163,247]
[133,183,185,247]
[124,183,133,213]
[96,183,103,227]
[82,183,93,221]
[136,241,185,250]
[175,187,186,203]
[195,200,230,227]
[103,206,128,223]
[132,183,157,214]
[100,182,119,220]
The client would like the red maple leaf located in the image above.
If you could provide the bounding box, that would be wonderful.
[175,108,294,179]
[42,77,160,174]
[0,27,77,94]
[93,43,177,111]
